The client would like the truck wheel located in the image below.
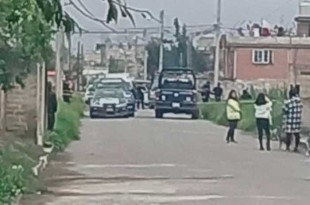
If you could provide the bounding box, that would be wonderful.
[90,113,96,119]
[130,112,135,118]
[191,111,199,120]
[155,110,163,118]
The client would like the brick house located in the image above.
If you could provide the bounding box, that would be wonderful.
[220,36,310,97]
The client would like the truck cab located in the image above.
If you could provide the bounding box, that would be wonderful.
[155,68,199,119]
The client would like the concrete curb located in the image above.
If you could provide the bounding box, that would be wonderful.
[14,145,54,205]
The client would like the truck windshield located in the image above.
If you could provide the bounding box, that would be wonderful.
[150,74,159,90]
[160,71,195,90]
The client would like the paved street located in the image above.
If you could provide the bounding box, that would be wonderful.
[23,110,310,205]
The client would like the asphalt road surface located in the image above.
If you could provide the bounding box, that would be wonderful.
[23,110,310,205]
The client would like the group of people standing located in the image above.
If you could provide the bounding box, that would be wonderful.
[225,85,303,152]
[131,84,146,110]
[201,81,223,102]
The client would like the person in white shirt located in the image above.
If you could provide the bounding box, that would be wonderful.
[254,93,273,151]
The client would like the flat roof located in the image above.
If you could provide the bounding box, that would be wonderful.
[295,16,310,22]
[224,36,310,49]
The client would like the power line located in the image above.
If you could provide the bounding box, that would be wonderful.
[262,0,295,20]
[72,24,214,35]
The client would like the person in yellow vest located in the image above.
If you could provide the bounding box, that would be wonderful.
[226,90,241,143]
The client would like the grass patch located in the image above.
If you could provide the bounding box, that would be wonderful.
[0,95,84,204]
[199,101,283,132]
[0,138,44,204]
[46,95,84,152]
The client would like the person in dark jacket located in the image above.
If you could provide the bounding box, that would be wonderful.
[137,85,146,109]
[213,82,223,102]
[63,80,71,103]
[295,84,300,96]
[288,84,294,99]
[202,81,211,102]
[47,82,58,131]
[240,89,252,100]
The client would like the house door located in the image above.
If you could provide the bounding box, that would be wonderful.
[299,71,310,98]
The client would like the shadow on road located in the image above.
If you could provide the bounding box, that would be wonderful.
[21,153,84,205]
[135,115,193,121]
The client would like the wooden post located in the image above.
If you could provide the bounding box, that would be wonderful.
[36,63,42,145]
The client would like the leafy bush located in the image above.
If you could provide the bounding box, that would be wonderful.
[199,101,283,132]
[46,95,84,152]
[246,86,287,102]
[0,142,41,204]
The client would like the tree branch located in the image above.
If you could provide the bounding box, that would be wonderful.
[76,0,96,17]
[109,0,161,23]
[67,0,118,32]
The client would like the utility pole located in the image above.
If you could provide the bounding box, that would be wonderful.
[67,33,72,71]
[124,50,128,73]
[40,62,46,146]
[36,63,42,145]
[180,53,183,67]
[187,35,193,68]
[80,44,84,91]
[55,28,64,98]
[158,10,165,72]
[214,0,222,86]
[76,42,81,92]
[144,50,148,80]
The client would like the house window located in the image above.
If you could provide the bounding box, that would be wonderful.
[252,50,272,64]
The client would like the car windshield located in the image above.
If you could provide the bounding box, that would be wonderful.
[96,82,130,91]
[160,71,195,90]
[94,90,124,99]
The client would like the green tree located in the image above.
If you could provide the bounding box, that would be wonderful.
[0,0,139,91]
[146,17,209,75]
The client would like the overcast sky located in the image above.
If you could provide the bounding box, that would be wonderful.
[66,0,299,51]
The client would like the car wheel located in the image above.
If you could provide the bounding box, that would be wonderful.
[130,112,135,118]
[90,113,96,119]
[155,109,163,118]
[191,110,199,120]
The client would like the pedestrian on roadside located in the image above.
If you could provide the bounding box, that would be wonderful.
[213,82,223,102]
[63,80,71,103]
[288,84,294,99]
[295,84,300,96]
[226,90,241,143]
[240,89,252,100]
[254,93,272,151]
[202,81,211,102]
[47,82,58,131]
[137,85,145,109]
[283,88,303,152]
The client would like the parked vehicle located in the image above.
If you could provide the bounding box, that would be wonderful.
[148,73,160,109]
[84,85,95,105]
[89,89,129,118]
[96,78,136,117]
[95,78,130,92]
[155,68,199,119]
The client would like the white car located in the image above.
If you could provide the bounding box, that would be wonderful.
[84,85,95,104]
[89,89,129,118]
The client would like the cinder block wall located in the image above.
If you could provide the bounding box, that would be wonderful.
[5,75,38,137]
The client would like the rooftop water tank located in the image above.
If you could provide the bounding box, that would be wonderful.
[300,0,310,16]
